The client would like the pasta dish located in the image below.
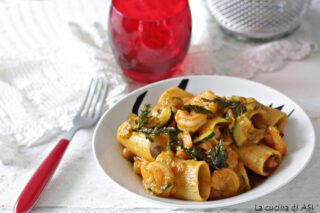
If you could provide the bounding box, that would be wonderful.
[116,87,287,201]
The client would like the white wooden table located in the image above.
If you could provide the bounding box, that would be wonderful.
[1,0,320,212]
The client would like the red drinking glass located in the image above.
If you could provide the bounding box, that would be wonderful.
[108,0,192,83]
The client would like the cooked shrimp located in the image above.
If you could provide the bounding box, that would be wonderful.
[210,168,240,199]
[225,146,239,169]
[152,87,193,113]
[186,90,218,113]
[175,110,207,132]
[141,161,174,196]
[158,97,184,112]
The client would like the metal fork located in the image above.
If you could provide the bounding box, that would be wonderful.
[14,77,108,213]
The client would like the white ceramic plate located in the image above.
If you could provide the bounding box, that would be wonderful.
[93,75,315,209]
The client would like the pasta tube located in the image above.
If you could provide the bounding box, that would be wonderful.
[117,122,167,161]
[252,107,288,131]
[235,144,282,176]
[171,160,211,201]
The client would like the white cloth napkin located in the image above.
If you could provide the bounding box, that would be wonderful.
[0,0,317,166]
[0,20,128,165]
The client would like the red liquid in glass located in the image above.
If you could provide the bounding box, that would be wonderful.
[109,0,191,82]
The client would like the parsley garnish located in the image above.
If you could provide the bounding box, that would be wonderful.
[182,105,213,115]
[182,140,228,172]
[136,104,151,129]
[137,127,180,152]
[202,97,247,117]
[208,140,228,169]
[181,146,199,160]
[138,126,177,137]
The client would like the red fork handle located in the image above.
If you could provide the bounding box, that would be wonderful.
[14,139,70,213]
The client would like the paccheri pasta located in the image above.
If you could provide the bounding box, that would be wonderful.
[116,87,288,201]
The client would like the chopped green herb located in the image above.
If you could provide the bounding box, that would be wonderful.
[181,146,198,160]
[137,127,180,152]
[182,105,213,115]
[168,131,180,152]
[136,104,151,129]
[208,140,228,170]
[138,126,176,137]
[202,97,247,117]
[233,104,247,118]
[182,140,228,172]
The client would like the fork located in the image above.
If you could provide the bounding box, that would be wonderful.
[14,77,108,213]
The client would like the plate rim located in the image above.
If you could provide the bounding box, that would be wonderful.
[92,75,315,209]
